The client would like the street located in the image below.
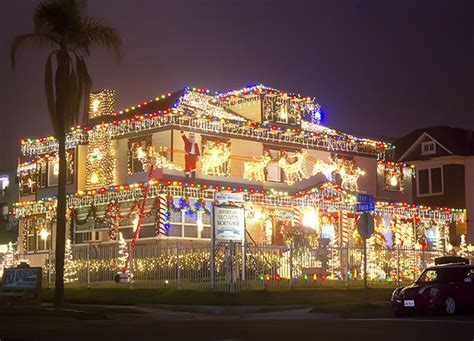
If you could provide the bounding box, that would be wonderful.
[0,305,473,340]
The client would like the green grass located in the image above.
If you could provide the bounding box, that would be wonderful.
[40,287,394,306]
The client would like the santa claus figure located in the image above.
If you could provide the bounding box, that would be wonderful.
[181,130,200,179]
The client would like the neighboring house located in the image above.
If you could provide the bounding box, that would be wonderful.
[0,170,19,245]
[13,85,461,266]
[395,126,474,243]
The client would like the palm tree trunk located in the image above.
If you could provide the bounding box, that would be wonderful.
[54,115,67,308]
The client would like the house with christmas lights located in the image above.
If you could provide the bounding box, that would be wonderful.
[14,85,465,270]
[395,126,474,244]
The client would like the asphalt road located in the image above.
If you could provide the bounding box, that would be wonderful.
[0,306,473,341]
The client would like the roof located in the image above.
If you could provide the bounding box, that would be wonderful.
[395,126,474,160]
[20,85,394,158]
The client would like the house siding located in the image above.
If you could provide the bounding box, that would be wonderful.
[413,164,465,208]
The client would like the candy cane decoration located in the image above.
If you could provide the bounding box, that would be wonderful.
[341,212,349,246]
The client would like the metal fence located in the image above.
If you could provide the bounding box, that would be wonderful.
[19,241,473,292]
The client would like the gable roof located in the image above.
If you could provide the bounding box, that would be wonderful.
[395,126,474,161]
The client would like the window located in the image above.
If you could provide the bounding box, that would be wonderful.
[262,96,301,125]
[19,170,36,196]
[0,175,9,193]
[1,204,8,219]
[417,167,443,196]
[25,219,51,253]
[37,161,48,189]
[48,160,59,187]
[421,141,436,156]
[266,149,281,182]
[40,151,74,188]
[264,147,301,183]
[128,135,152,174]
[168,198,212,239]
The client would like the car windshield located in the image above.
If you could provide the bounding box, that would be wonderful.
[416,267,471,284]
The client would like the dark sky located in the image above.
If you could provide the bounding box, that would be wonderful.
[1,0,473,170]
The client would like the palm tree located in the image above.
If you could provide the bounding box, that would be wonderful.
[11,0,121,307]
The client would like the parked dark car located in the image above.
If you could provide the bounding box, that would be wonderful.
[391,258,474,316]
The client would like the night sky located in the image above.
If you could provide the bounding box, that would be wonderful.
[0,0,473,170]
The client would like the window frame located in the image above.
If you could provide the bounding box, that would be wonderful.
[421,141,436,156]
[128,135,152,174]
[417,166,444,197]
[263,145,302,183]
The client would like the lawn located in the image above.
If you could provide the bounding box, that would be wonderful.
[40,287,394,306]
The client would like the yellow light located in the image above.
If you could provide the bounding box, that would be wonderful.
[90,172,99,184]
[132,214,139,232]
[279,106,287,120]
[92,99,100,113]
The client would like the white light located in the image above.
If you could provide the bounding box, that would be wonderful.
[0,176,9,190]
[197,211,204,232]
[390,175,398,187]
[39,228,50,241]
[53,162,59,175]
[302,208,318,230]
[132,215,139,232]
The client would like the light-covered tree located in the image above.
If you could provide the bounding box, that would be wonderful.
[64,239,78,283]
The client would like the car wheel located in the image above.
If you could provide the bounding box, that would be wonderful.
[443,296,456,315]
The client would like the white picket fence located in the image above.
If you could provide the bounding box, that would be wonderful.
[18,240,469,292]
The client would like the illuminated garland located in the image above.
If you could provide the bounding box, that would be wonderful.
[20,85,393,158]
[176,91,247,122]
[14,177,463,223]
[166,196,210,216]
[21,127,87,156]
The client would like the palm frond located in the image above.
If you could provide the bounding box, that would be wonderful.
[11,33,55,68]
[79,17,122,62]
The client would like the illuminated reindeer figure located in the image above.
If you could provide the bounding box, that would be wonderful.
[278,151,307,185]
[312,157,365,192]
[339,166,365,192]
[243,153,272,182]
[332,158,365,192]
[312,158,337,181]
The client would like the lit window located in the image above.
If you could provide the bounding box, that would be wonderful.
[128,135,152,174]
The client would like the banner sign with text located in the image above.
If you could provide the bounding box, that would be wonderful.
[2,267,42,290]
[214,205,245,242]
